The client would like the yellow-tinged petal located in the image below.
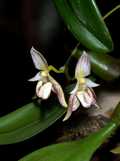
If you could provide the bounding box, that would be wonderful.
[111,145,120,154]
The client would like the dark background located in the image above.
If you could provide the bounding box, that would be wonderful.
[0,0,120,160]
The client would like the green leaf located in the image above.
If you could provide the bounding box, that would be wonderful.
[0,102,65,144]
[19,102,120,161]
[111,102,120,127]
[18,122,115,161]
[53,0,113,53]
[65,49,120,81]
[90,52,120,81]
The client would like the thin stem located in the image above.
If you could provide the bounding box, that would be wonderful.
[103,4,120,20]
[71,43,80,56]
[64,43,80,81]
[48,65,64,73]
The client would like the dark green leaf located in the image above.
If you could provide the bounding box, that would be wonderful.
[111,102,120,127]
[18,123,115,161]
[53,0,113,53]
[0,102,65,144]
[19,102,120,161]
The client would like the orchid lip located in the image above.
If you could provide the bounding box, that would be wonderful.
[39,82,52,99]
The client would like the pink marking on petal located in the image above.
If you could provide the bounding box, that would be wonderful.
[77,90,92,108]
[71,95,80,111]
[63,94,79,121]
[63,93,81,121]
[49,75,67,107]
[84,91,93,107]
[88,88,100,109]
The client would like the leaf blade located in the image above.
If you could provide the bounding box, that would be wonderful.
[19,103,120,161]
[0,102,65,144]
[53,0,113,53]
[68,0,113,51]
[18,122,116,161]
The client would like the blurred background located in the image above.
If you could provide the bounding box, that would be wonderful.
[0,0,120,160]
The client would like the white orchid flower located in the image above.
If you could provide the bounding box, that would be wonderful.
[63,51,100,121]
[29,47,67,107]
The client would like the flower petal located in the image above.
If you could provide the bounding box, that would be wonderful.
[28,72,41,81]
[78,88,99,108]
[88,88,100,109]
[63,105,72,121]
[36,81,43,95]
[30,46,48,70]
[77,90,93,108]
[63,94,80,121]
[75,51,91,79]
[86,78,100,88]
[71,94,80,111]
[49,75,67,107]
[36,82,52,99]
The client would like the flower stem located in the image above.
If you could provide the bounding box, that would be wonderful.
[48,65,64,73]
[103,4,120,20]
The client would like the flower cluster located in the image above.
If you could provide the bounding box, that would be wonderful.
[63,51,99,121]
[29,47,99,121]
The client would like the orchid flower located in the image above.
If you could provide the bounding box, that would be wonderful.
[63,51,100,121]
[29,47,67,108]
